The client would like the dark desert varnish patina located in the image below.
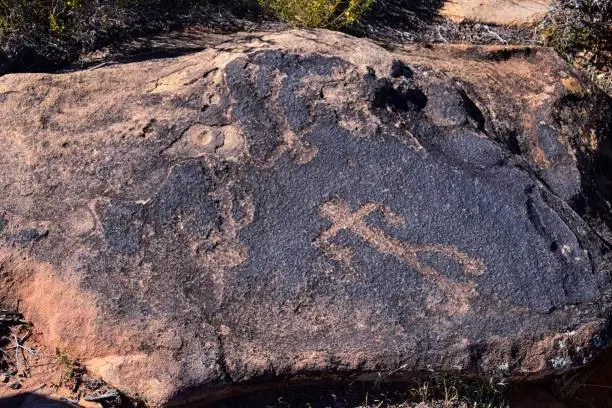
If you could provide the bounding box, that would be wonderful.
[0,30,610,406]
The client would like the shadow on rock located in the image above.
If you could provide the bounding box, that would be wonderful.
[0,393,138,408]
[357,0,446,35]
[0,394,76,408]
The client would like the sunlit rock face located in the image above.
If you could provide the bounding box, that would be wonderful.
[0,30,610,406]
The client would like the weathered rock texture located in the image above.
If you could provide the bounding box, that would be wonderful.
[0,30,611,406]
[440,0,552,26]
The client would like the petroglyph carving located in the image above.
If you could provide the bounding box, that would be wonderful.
[162,123,245,160]
[316,198,485,315]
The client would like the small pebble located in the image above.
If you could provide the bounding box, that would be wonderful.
[8,382,22,389]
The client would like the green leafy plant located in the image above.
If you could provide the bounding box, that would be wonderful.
[258,0,375,28]
[56,347,73,369]
[0,0,81,34]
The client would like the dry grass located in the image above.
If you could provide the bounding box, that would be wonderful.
[213,376,509,407]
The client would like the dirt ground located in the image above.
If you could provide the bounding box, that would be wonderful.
[0,309,124,408]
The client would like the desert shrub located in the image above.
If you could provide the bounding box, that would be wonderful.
[0,0,374,72]
[258,0,375,28]
[538,0,611,94]
[0,1,136,70]
[0,0,231,71]
[0,0,83,35]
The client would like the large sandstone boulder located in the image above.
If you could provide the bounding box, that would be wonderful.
[440,0,552,26]
[0,30,611,406]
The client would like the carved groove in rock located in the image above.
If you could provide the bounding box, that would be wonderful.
[0,31,610,406]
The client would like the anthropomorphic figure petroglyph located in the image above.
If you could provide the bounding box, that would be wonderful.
[315,198,485,314]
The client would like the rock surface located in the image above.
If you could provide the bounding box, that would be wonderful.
[0,30,611,406]
[440,0,552,26]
